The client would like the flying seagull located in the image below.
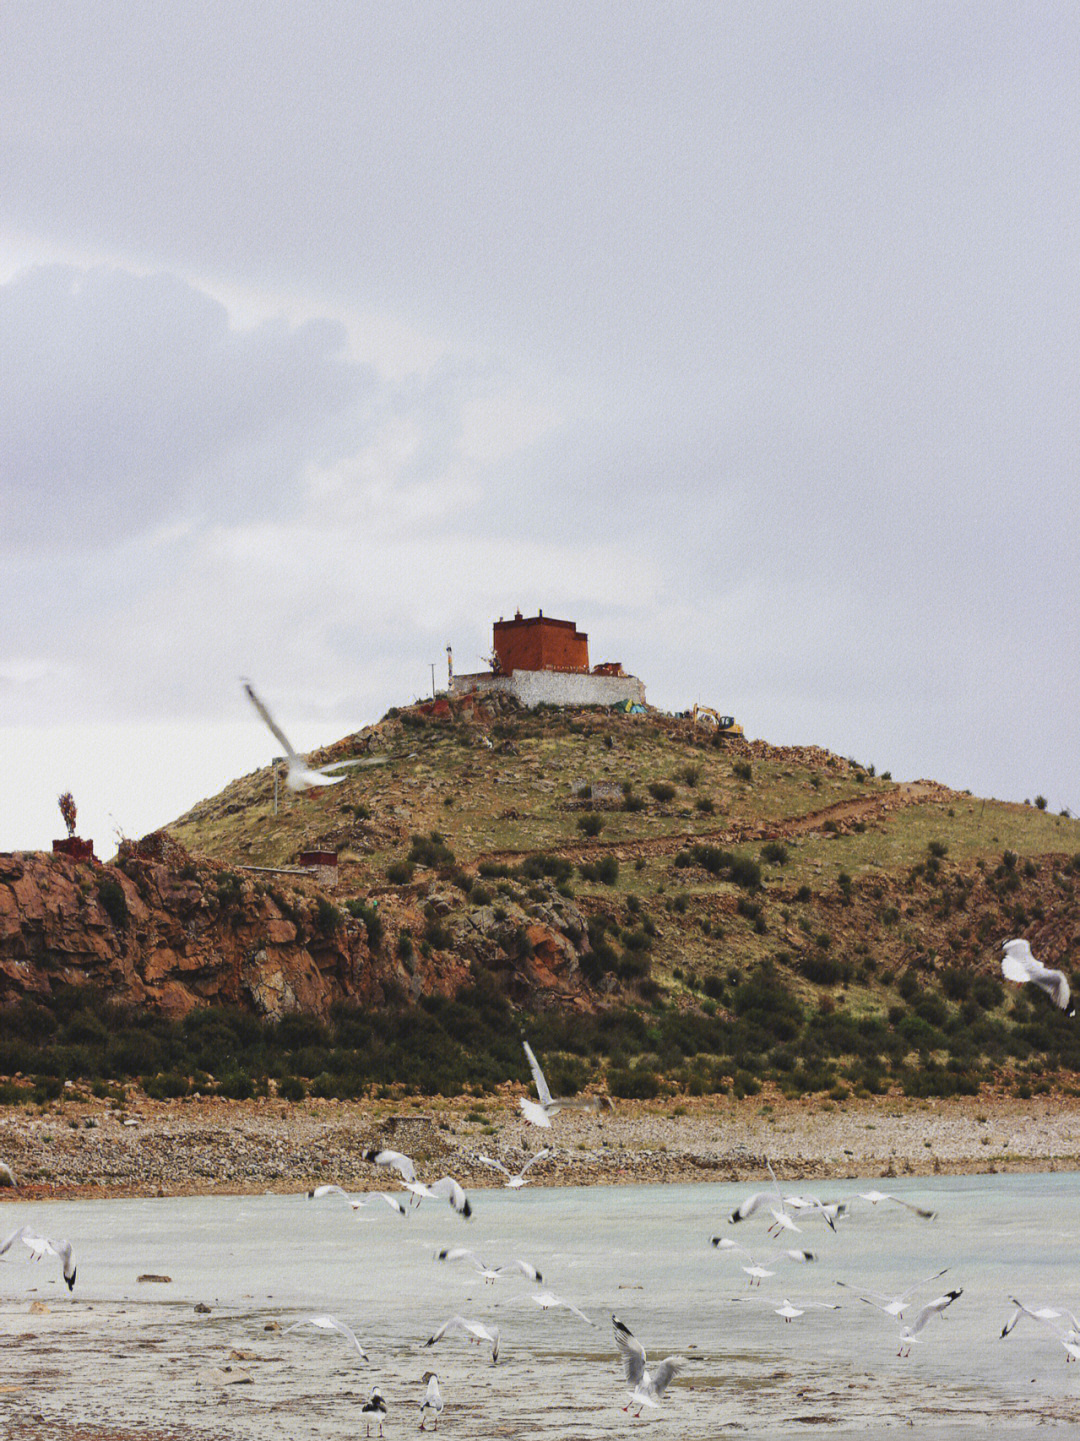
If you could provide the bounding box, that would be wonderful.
[519,1041,614,1127]
[476,1149,552,1189]
[282,1314,368,1360]
[242,679,347,792]
[436,1248,542,1284]
[1001,938,1073,1013]
[612,1313,684,1417]
[426,1315,500,1364]
[361,1148,417,1184]
[893,1290,963,1357]
[836,1267,950,1319]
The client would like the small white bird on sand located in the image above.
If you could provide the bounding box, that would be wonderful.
[477,1149,552,1188]
[426,1315,500,1364]
[282,1314,367,1360]
[1001,938,1073,1013]
[837,1267,950,1318]
[612,1314,684,1417]
[361,1384,388,1436]
[893,1290,963,1357]
[419,1371,443,1430]
[242,680,347,792]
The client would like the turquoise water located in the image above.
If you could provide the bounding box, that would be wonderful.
[3,1173,1080,1436]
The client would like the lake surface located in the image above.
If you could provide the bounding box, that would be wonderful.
[3,1172,1080,1437]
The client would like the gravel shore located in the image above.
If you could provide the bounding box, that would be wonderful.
[3,1088,1080,1200]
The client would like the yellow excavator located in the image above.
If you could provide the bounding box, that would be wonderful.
[692,704,744,737]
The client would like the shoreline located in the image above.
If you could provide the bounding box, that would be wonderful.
[3,1089,1080,1201]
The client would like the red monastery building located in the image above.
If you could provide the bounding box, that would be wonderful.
[450,611,644,709]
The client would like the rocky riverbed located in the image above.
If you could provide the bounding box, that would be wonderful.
[3,1088,1080,1200]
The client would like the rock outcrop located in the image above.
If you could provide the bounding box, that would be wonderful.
[0,833,590,1020]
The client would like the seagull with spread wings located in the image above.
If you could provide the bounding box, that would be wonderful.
[282,1313,368,1360]
[242,679,349,792]
[477,1149,552,1189]
[612,1314,684,1417]
[1001,938,1074,1013]
[519,1041,614,1126]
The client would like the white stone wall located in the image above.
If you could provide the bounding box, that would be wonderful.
[450,669,646,709]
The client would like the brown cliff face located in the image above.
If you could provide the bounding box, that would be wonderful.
[0,832,588,1021]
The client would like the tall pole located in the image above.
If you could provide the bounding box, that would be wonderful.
[430,663,436,698]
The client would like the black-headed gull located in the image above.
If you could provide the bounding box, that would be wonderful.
[436,1248,541,1283]
[282,1313,367,1359]
[710,1237,816,1284]
[612,1313,684,1417]
[836,1266,949,1318]
[242,680,347,792]
[419,1371,443,1430]
[361,1384,387,1436]
[894,1289,963,1357]
[426,1315,499,1364]
[519,1041,614,1126]
[477,1149,552,1189]
[1001,938,1073,1013]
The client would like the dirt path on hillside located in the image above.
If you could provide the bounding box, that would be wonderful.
[475,778,953,866]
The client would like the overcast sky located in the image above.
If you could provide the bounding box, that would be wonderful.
[2,2,1078,852]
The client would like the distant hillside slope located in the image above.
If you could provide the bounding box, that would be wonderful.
[3,697,1079,1102]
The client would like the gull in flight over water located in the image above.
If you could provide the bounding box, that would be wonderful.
[435,1248,542,1284]
[426,1315,500,1364]
[419,1371,443,1431]
[307,1184,408,1217]
[477,1149,552,1189]
[711,1237,816,1284]
[612,1313,684,1417]
[829,1189,937,1221]
[521,1291,596,1326]
[1001,1299,1080,1359]
[282,1314,368,1360]
[892,1290,963,1357]
[1001,938,1074,1014]
[836,1267,950,1318]
[242,679,350,792]
[0,1224,31,1259]
[519,1041,614,1127]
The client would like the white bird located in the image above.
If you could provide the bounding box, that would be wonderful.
[833,1189,937,1221]
[20,1231,54,1263]
[0,1161,16,1189]
[49,1238,77,1291]
[773,1298,840,1323]
[477,1149,552,1189]
[361,1147,417,1184]
[307,1184,407,1216]
[399,1175,472,1217]
[0,1224,30,1258]
[1001,1298,1074,1338]
[524,1291,595,1326]
[894,1289,963,1356]
[419,1371,444,1430]
[242,679,347,792]
[710,1238,816,1284]
[1001,938,1073,1013]
[426,1315,500,1364]
[361,1384,388,1437]
[308,1184,366,1210]
[519,1041,614,1126]
[612,1313,684,1417]
[436,1248,542,1284]
[836,1268,950,1319]
[282,1313,367,1360]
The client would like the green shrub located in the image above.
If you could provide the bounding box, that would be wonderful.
[408,832,456,868]
[648,781,676,802]
[344,899,384,950]
[277,1075,307,1102]
[144,1072,189,1100]
[96,878,129,928]
[761,841,788,865]
[608,1066,661,1099]
[577,812,605,836]
[695,796,715,813]
[315,897,343,933]
[733,761,752,782]
[386,859,415,884]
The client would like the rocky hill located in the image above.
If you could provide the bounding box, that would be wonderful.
[2,695,1079,1100]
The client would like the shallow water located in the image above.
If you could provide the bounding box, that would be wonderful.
[3,1172,1080,1437]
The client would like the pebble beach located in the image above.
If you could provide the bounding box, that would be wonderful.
[3,1089,1080,1201]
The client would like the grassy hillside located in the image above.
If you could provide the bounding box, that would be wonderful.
[5,698,1079,1107]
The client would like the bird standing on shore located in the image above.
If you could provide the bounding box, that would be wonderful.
[361,1384,387,1436]
[419,1371,443,1430]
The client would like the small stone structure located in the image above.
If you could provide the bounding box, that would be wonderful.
[451,610,646,709]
